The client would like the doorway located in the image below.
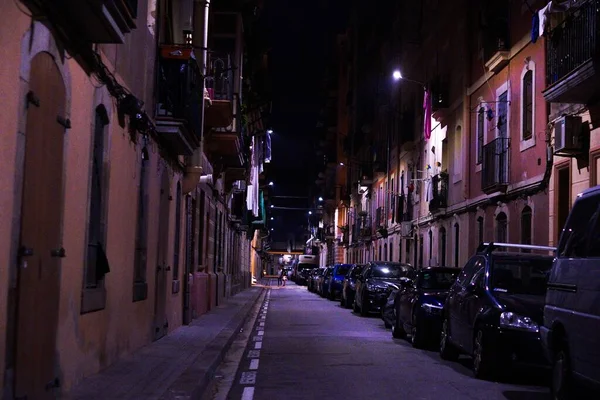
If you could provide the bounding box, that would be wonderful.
[555,163,571,244]
[14,52,66,399]
[154,169,171,340]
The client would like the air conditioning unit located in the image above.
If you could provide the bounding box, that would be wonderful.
[401,221,412,237]
[554,116,583,155]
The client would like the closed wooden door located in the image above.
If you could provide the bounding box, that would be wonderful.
[15,52,66,398]
[154,170,170,340]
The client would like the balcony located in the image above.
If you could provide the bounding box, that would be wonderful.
[205,52,235,128]
[543,0,600,104]
[28,0,138,44]
[205,94,244,168]
[429,173,448,213]
[481,137,510,194]
[155,45,202,156]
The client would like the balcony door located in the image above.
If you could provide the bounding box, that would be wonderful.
[15,52,66,399]
[154,169,170,341]
[496,91,509,183]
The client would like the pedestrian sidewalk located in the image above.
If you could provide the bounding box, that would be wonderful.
[65,287,265,400]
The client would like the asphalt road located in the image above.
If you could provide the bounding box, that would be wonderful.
[208,281,551,400]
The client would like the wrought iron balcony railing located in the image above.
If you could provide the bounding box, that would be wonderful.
[481,137,510,193]
[429,173,448,213]
[206,52,234,102]
[156,49,202,134]
[546,0,599,88]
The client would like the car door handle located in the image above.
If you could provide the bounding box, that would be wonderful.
[547,282,577,293]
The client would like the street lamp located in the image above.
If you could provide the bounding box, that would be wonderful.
[392,70,402,81]
[308,211,312,215]
[339,162,345,166]
[270,217,274,220]
[391,69,426,88]
[318,197,323,202]
[268,181,274,186]
[267,129,273,134]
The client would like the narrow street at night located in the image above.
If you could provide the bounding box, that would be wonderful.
[206,283,550,400]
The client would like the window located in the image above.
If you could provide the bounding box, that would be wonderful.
[477,216,484,245]
[198,191,206,267]
[496,212,508,243]
[477,106,485,164]
[521,206,532,247]
[558,197,600,258]
[133,145,150,301]
[439,227,447,266]
[453,125,463,182]
[587,210,600,258]
[82,105,110,313]
[173,182,182,281]
[522,70,533,141]
[428,230,433,260]
[497,91,509,138]
[454,223,460,268]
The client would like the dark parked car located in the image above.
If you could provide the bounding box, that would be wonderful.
[354,262,415,316]
[542,186,600,399]
[439,242,554,380]
[341,264,365,308]
[327,264,353,300]
[307,268,325,293]
[391,267,460,348]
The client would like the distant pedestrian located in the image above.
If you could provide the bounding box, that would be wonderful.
[278,267,284,286]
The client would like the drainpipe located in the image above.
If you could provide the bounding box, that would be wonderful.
[183,0,211,194]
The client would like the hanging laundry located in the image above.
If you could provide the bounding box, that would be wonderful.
[539,1,553,37]
[423,89,432,141]
[531,11,540,42]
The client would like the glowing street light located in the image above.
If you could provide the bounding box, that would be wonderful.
[270,217,274,220]
[270,205,274,208]
[339,162,344,166]
[393,70,402,81]
[318,197,323,202]
[267,129,273,134]
[268,181,274,186]
[308,211,312,215]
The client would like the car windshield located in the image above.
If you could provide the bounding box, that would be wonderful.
[297,263,316,271]
[371,264,413,279]
[491,258,553,296]
[335,265,352,276]
[419,270,458,290]
[350,266,364,279]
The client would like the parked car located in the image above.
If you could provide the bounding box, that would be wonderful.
[307,268,324,292]
[327,264,353,300]
[439,242,554,380]
[541,186,600,399]
[340,264,365,308]
[314,267,328,296]
[354,262,416,316]
[391,267,460,348]
[319,266,334,298]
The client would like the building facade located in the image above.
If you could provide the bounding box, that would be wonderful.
[331,0,553,268]
[0,0,269,397]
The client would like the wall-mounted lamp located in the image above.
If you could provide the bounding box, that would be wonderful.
[183,30,193,45]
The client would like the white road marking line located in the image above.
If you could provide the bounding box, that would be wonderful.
[249,359,260,370]
[242,387,255,400]
[254,341,262,349]
[257,330,264,336]
[240,372,256,385]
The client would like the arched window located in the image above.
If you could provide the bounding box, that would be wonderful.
[454,223,460,268]
[389,241,394,261]
[521,206,532,248]
[173,182,182,280]
[383,243,388,261]
[428,230,433,261]
[439,227,447,266]
[496,212,508,243]
[522,70,533,141]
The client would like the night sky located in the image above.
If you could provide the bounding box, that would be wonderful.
[260,0,349,242]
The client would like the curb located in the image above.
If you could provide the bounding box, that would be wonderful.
[160,287,266,400]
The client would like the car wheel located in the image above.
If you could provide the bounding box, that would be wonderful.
[473,329,495,380]
[411,316,425,348]
[392,306,406,338]
[353,299,359,313]
[551,345,573,400]
[439,318,459,361]
[360,292,369,317]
